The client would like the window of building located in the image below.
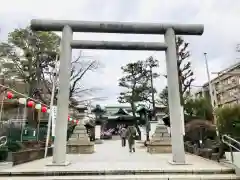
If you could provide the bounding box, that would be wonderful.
[215,82,220,91]
[233,88,238,93]
[227,77,233,85]
[232,78,237,85]
[222,79,228,86]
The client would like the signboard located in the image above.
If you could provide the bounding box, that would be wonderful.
[95,125,101,139]
[51,106,57,137]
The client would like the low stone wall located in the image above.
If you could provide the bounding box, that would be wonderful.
[184,141,220,161]
[11,147,52,165]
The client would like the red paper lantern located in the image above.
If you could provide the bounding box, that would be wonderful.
[27,101,34,108]
[41,106,47,113]
[7,91,13,99]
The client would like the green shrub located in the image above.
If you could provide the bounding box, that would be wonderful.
[5,126,22,142]
[0,146,8,161]
[216,104,240,137]
[184,97,213,121]
[6,140,23,152]
[184,119,216,142]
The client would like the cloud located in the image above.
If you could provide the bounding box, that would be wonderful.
[1,0,240,105]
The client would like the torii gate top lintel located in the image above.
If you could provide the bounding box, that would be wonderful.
[30,19,204,35]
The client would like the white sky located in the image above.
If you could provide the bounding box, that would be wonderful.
[0,0,240,105]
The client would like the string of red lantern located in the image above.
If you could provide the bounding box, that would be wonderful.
[1,84,80,125]
[5,91,79,124]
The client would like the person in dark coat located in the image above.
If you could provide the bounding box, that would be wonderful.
[119,125,127,147]
[126,125,137,152]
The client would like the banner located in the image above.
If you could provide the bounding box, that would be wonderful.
[51,106,57,137]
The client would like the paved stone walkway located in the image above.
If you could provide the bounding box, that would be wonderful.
[0,140,233,173]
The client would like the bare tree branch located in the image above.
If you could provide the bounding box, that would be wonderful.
[70,60,98,97]
[42,51,102,108]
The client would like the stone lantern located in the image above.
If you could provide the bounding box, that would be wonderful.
[136,106,151,141]
[91,104,105,144]
[66,118,94,154]
[146,113,172,154]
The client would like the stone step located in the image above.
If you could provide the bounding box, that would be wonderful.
[150,136,171,142]
[153,132,171,137]
[0,174,238,179]
[0,168,235,176]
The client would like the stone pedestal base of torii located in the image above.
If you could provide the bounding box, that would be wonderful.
[67,122,94,154]
[147,119,172,154]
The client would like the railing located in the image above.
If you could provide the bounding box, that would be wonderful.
[0,136,7,148]
[222,134,240,163]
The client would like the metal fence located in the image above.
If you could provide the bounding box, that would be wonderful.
[0,119,47,142]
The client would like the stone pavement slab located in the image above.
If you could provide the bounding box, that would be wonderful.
[0,140,233,174]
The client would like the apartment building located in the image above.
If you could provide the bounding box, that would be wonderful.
[195,62,240,106]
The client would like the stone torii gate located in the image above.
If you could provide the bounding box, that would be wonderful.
[30,19,204,166]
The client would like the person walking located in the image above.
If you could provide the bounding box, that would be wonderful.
[120,125,127,147]
[126,125,137,153]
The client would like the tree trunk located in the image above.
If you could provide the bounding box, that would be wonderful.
[130,102,141,140]
[26,57,37,128]
[150,67,157,121]
[179,76,184,106]
[130,102,136,117]
[27,80,38,128]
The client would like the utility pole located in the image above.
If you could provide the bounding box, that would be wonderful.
[44,55,58,158]
[204,53,215,108]
[204,52,219,136]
